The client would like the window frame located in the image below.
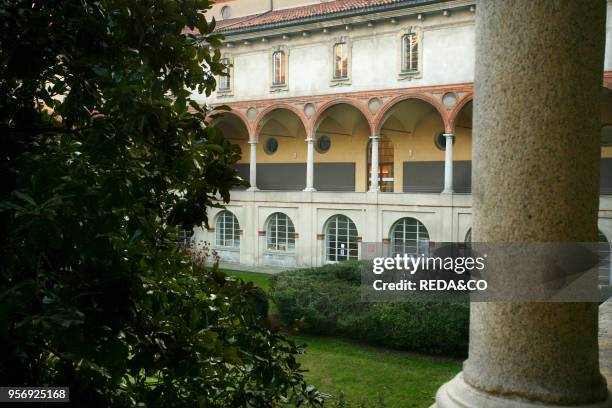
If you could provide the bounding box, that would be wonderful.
[397,27,423,81]
[325,215,359,262]
[266,213,296,252]
[390,217,430,257]
[598,230,611,287]
[217,54,234,97]
[270,46,289,92]
[215,210,241,249]
[329,36,352,87]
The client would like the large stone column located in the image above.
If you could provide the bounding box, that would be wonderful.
[369,135,380,192]
[247,140,258,191]
[442,133,454,194]
[304,135,316,192]
[435,1,609,407]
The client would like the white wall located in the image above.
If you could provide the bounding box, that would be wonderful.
[199,4,612,105]
[199,11,477,104]
[194,192,612,269]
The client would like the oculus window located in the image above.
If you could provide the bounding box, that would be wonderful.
[316,135,331,153]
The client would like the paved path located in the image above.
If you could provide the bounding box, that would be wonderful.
[218,261,295,274]
[600,299,612,387]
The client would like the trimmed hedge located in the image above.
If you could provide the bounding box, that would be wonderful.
[270,261,469,356]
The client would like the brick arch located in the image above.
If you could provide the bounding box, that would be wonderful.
[253,103,310,142]
[374,93,449,135]
[310,98,374,136]
[448,92,473,133]
[206,109,253,139]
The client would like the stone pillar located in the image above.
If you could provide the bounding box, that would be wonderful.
[247,140,259,191]
[435,1,609,407]
[304,136,316,192]
[442,133,454,194]
[369,135,380,192]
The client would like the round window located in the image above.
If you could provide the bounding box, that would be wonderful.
[264,137,278,155]
[221,6,231,19]
[316,135,331,153]
[435,132,454,151]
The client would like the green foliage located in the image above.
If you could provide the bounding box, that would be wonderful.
[271,262,469,357]
[0,0,320,406]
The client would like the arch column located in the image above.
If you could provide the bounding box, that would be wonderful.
[435,1,609,407]
[247,140,259,191]
[368,135,380,192]
[304,134,316,192]
[442,133,454,194]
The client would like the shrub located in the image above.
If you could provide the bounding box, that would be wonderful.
[270,262,469,357]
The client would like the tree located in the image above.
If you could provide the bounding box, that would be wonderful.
[0,1,321,406]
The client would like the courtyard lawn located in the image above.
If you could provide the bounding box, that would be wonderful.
[223,269,461,407]
[295,335,461,408]
[223,269,272,290]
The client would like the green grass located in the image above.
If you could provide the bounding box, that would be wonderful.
[295,336,461,408]
[223,269,272,290]
[222,269,461,407]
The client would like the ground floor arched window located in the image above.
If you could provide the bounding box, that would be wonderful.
[390,217,430,256]
[464,228,472,257]
[266,212,295,252]
[325,215,358,261]
[216,210,240,248]
[599,230,611,287]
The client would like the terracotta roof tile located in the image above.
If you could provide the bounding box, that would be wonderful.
[217,0,427,33]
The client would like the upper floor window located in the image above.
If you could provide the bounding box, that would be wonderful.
[219,57,231,91]
[333,42,349,79]
[272,51,286,85]
[221,6,231,19]
[402,33,419,72]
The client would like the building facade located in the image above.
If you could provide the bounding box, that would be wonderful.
[192,0,612,280]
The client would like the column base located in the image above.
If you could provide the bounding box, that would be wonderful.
[441,189,454,194]
[433,374,611,408]
[303,187,317,192]
[368,188,380,193]
[246,187,259,192]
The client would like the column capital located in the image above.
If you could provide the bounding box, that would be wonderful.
[369,135,381,141]
[248,139,258,145]
[305,137,315,143]
[443,133,455,140]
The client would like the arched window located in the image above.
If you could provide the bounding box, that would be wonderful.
[333,42,348,79]
[215,211,240,248]
[219,57,230,91]
[464,228,472,257]
[272,51,286,85]
[326,215,358,261]
[599,230,611,287]
[402,33,419,72]
[266,213,295,252]
[390,217,430,256]
[366,135,394,192]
